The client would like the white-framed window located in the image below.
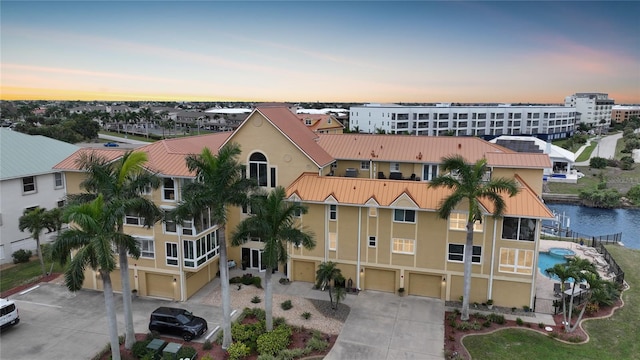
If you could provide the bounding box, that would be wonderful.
[125,211,143,226]
[164,217,177,233]
[305,118,312,125]
[394,209,415,223]
[329,232,337,250]
[249,152,268,187]
[360,161,370,170]
[141,185,152,195]
[392,238,415,254]
[162,178,175,201]
[183,229,220,268]
[368,236,377,247]
[390,162,400,172]
[22,176,36,193]
[182,219,194,236]
[166,242,178,266]
[499,248,534,275]
[423,164,438,181]
[138,238,154,258]
[369,207,377,217]
[54,173,64,189]
[447,244,482,263]
[329,204,337,221]
[449,213,483,232]
[293,201,302,217]
[502,217,536,241]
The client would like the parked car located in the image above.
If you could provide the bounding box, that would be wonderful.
[0,298,20,331]
[148,307,207,341]
[103,142,119,147]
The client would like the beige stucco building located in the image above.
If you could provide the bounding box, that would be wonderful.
[55,106,554,308]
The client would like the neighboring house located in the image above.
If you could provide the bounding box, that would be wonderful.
[611,105,640,124]
[489,135,579,183]
[55,107,554,308]
[0,129,79,264]
[565,92,614,129]
[296,113,345,134]
[349,103,577,141]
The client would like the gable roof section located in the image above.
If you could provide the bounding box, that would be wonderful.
[484,152,551,169]
[54,132,231,177]
[228,107,334,168]
[1,129,79,180]
[286,173,554,219]
[296,114,345,132]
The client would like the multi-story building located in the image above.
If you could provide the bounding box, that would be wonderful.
[0,129,79,264]
[564,93,614,129]
[55,106,554,308]
[349,103,577,141]
[611,105,640,124]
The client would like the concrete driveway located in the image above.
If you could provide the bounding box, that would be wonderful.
[1,283,220,360]
[325,291,445,360]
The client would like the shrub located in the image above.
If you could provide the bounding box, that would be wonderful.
[585,302,600,315]
[176,346,196,360]
[539,322,545,329]
[256,325,292,356]
[251,296,262,304]
[470,321,482,330]
[252,276,263,288]
[203,339,213,350]
[257,354,277,360]
[201,354,216,360]
[306,335,329,351]
[590,157,608,169]
[628,185,640,205]
[12,249,32,264]
[482,320,492,328]
[281,300,293,310]
[274,316,287,327]
[132,340,152,359]
[232,321,265,348]
[457,321,471,331]
[516,318,524,326]
[277,348,308,360]
[488,313,506,324]
[523,305,530,312]
[301,311,312,320]
[227,342,251,360]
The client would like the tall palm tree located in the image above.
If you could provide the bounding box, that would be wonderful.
[231,187,315,331]
[72,151,162,350]
[18,207,50,276]
[315,261,345,310]
[171,143,256,349]
[53,195,139,360]
[429,155,519,321]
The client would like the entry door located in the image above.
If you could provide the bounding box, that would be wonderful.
[250,248,266,272]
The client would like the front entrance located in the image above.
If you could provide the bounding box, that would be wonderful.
[242,247,266,272]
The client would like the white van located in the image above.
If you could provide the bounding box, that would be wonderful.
[0,298,20,330]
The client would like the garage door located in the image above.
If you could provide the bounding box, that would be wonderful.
[408,273,441,298]
[292,260,315,283]
[364,268,395,293]
[146,273,174,299]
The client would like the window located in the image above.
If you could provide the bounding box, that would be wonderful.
[392,238,415,254]
[57,200,65,208]
[502,217,536,241]
[138,238,154,258]
[183,229,220,268]
[329,232,337,250]
[390,163,400,172]
[305,118,312,125]
[293,201,302,217]
[394,209,415,223]
[360,161,370,170]
[22,176,36,193]
[368,236,376,247]
[423,164,438,181]
[125,211,143,226]
[369,207,377,217]
[499,248,534,274]
[166,243,178,266]
[270,167,276,188]
[54,173,64,188]
[448,244,482,263]
[329,205,337,220]
[449,213,483,232]
[182,219,194,235]
[163,178,175,201]
[249,152,268,187]
[164,217,177,233]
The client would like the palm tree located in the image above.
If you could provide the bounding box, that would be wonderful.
[53,195,140,360]
[71,151,162,350]
[171,143,256,349]
[231,186,315,331]
[18,207,50,276]
[429,155,519,321]
[315,261,345,310]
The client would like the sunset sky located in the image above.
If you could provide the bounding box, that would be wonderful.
[1,1,639,104]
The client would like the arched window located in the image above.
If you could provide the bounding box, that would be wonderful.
[249,152,268,187]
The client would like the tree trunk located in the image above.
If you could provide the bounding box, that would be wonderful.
[219,229,232,350]
[461,222,474,321]
[119,244,135,349]
[328,286,334,309]
[35,237,46,276]
[265,267,273,331]
[101,271,121,360]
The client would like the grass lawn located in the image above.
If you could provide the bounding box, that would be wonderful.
[575,142,597,162]
[463,245,640,360]
[0,259,65,293]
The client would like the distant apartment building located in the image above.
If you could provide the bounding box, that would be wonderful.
[564,93,614,129]
[611,105,640,124]
[349,103,577,141]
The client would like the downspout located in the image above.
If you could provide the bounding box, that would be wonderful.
[324,205,329,261]
[488,217,498,300]
[356,207,362,290]
[530,220,540,309]
[178,225,185,302]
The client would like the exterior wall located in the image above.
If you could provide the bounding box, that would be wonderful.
[565,93,614,128]
[0,173,68,264]
[491,168,544,196]
[349,104,577,139]
[612,107,640,123]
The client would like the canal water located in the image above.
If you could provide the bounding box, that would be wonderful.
[546,204,640,250]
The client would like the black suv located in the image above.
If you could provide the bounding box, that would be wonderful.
[148,307,208,341]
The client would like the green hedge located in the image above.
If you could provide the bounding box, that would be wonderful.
[256,325,292,356]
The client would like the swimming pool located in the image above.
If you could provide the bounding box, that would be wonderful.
[538,250,571,280]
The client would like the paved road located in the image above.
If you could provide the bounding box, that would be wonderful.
[575,132,623,166]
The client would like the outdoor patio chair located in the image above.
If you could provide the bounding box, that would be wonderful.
[553,283,562,297]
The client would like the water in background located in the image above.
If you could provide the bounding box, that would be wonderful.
[546,204,640,250]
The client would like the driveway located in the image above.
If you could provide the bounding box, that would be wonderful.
[1,283,220,360]
[325,291,445,360]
